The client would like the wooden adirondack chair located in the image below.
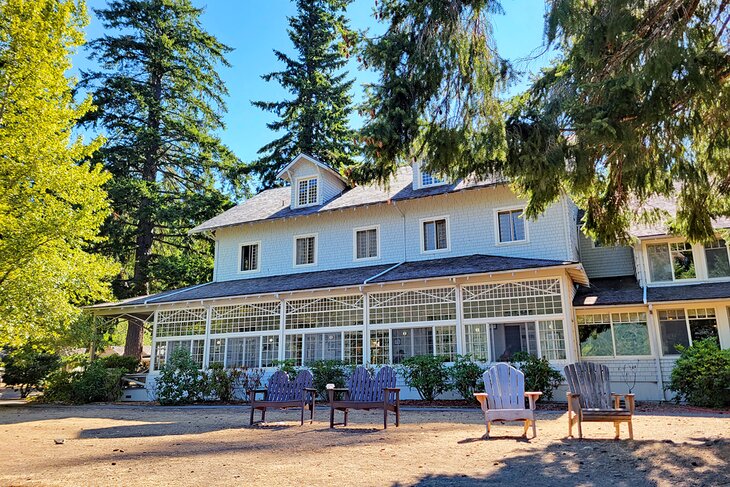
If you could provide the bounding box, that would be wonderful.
[249,370,316,426]
[564,362,635,439]
[474,363,542,438]
[328,366,400,429]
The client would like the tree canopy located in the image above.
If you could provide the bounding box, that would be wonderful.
[251,0,357,189]
[0,0,118,348]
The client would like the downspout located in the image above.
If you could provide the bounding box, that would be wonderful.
[644,283,666,400]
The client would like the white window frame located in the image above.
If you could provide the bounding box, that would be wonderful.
[419,215,450,254]
[576,311,653,359]
[352,225,380,262]
[656,306,720,356]
[420,171,446,188]
[704,239,730,280]
[237,241,261,274]
[494,206,529,246]
[293,233,318,267]
[643,239,700,284]
[295,176,319,208]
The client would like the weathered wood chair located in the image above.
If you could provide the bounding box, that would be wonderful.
[328,366,400,429]
[474,363,542,438]
[564,362,635,439]
[248,370,316,426]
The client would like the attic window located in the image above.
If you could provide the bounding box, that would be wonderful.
[297,177,318,207]
[421,171,443,187]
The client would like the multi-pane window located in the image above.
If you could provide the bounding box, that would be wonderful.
[462,279,562,319]
[497,209,526,243]
[355,228,378,260]
[538,320,567,360]
[647,242,696,282]
[464,324,489,361]
[207,335,279,368]
[490,322,538,361]
[369,288,456,325]
[391,327,433,364]
[578,313,650,357]
[297,177,318,206]
[659,308,719,355]
[284,331,363,366]
[421,172,443,187]
[422,218,448,252]
[372,325,458,365]
[154,339,205,369]
[369,330,390,365]
[285,295,363,329]
[156,308,206,338]
[240,243,259,272]
[705,240,730,278]
[210,302,280,334]
[463,321,565,362]
[295,235,316,265]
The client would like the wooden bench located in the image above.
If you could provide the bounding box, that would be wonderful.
[249,370,315,426]
[328,366,400,429]
[564,362,635,439]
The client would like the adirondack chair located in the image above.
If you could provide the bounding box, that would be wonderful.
[564,362,635,439]
[248,370,316,426]
[474,363,542,438]
[328,366,400,429]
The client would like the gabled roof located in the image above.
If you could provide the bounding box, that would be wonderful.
[629,193,730,238]
[88,254,582,310]
[573,276,644,307]
[191,166,504,233]
[275,153,349,184]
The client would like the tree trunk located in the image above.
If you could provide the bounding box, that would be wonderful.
[123,317,145,359]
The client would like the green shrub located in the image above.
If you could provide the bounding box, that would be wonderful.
[310,360,349,400]
[399,355,449,402]
[1,345,61,398]
[154,348,205,405]
[510,352,563,401]
[668,338,730,408]
[272,359,298,377]
[449,355,484,401]
[43,360,125,403]
[98,354,139,373]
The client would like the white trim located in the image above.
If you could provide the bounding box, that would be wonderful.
[276,153,349,184]
[237,241,261,274]
[654,304,722,357]
[293,233,318,267]
[294,176,320,208]
[419,215,451,254]
[352,225,381,261]
[494,206,529,246]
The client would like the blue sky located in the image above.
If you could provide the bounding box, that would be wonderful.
[73,0,553,165]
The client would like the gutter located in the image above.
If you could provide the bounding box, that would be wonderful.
[363,262,405,285]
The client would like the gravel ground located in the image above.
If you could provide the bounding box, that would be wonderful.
[0,403,727,486]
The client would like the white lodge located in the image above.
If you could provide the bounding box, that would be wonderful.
[90,154,730,401]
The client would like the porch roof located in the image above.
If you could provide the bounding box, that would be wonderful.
[573,276,730,307]
[88,254,582,312]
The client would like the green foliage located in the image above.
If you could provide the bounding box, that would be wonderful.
[154,348,205,405]
[505,0,729,244]
[251,0,356,188]
[398,355,449,402]
[1,346,61,398]
[510,352,562,401]
[204,362,242,403]
[668,339,730,408]
[272,360,299,377]
[354,0,507,186]
[44,359,125,404]
[309,360,349,400]
[0,0,118,348]
[98,354,139,374]
[448,355,484,402]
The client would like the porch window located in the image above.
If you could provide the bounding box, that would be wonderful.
[578,312,650,357]
[497,209,526,243]
[154,339,204,369]
[659,308,719,355]
[207,335,279,368]
[369,325,458,365]
[705,240,730,278]
[283,331,363,366]
[295,235,316,265]
[422,218,448,252]
[285,295,363,329]
[647,242,696,282]
[464,324,489,361]
[490,322,538,361]
[463,321,566,361]
[210,302,280,334]
[369,330,390,365]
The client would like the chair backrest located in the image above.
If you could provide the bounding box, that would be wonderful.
[482,363,525,410]
[564,362,611,409]
[266,370,313,402]
[348,366,397,403]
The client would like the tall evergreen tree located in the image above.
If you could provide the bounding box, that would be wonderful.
[251,0,356,188]
[82,0,243,358]
[0,0,117,347]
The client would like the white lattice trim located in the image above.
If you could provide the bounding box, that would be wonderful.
[369,287,457,325]
[462,279,562,319]
[156,308,207,338]
[210,302,280,334]
[285,295,363,329]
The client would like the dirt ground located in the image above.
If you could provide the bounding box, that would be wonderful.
[0,403,727,487]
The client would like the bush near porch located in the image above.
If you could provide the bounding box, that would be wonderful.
[668,338,730,408]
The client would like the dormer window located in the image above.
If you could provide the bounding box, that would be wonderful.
[421,171,443,187]
[297,177,318,207]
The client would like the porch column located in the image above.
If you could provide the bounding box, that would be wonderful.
[149,310,159,372]
[363,292,371,365]
[202,305,212,369]
[716,303,730,350]
[560,273,579,363]
[455,284,464,356]
[646,306,666,400]
[278,299,286,362]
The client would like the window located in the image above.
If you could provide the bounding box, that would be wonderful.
[659,308,719,355]
[421,171,443,187]
[463,320,566,361]
[705,240,730,279]
[283,331,363,366]
[647,242,696,282]
[371,325,458,365]
[154,339,204,369]
[294,235,316,266]
[578,312,651,357]
[285,295,363,329]
[207,335,279,368]
[422,218,448,252]
[497,209,526,243]
[369,288,456,325]
[464,324,489,361]
[490,322,538,361]
[239,243,259,272]
[462,279,563,319]
[296,177,318,206]
[354,227,379,260]
[210,302,280,334]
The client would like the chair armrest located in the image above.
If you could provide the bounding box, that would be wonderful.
[248,388,267,403]
[611,393,636,413]
[566,392,581,413]
[524,391,542,410]
[524,392,542,398]
[473,392,488,409]
[383,387,400,391]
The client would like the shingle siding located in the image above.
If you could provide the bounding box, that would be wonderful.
[214,185,576,282]
[578,232,636,278]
